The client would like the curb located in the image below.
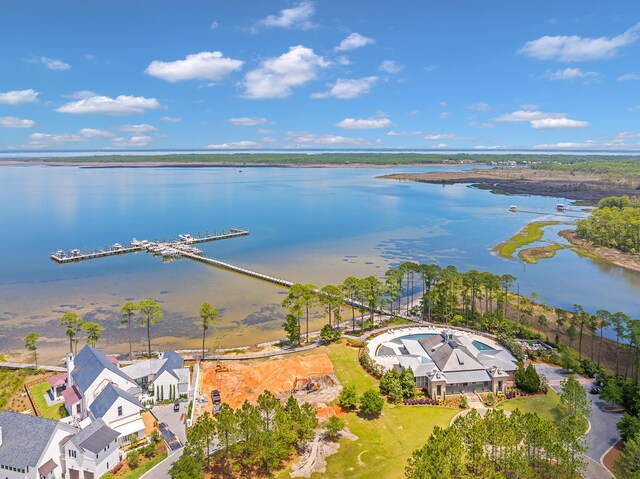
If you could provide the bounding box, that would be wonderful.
[139,448,182,479]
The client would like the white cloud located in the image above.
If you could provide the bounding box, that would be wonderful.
[336,117,392,129]
[545,67,598,80]
[40,56,71,71]
[520,103,541,111]
[64,90,98,99]
[630,105,640,112]
[534,132,640,150]
[424,133,467,140]
[0,116,36,128]
[117,124,157,133]
[79,128,113,139]
[474,145,506,150]
[439,112,452,119]
[519,23,640,62]
[243,45,328,99]
[23,133,83,148]
[335,55,351,66]
[227,117,268,126]
[110,135,153,148]
[257,128,275,134]
[615,131,640,139]
[530,117,590,129]
[311,76,377,99]
[145,51,243,82]
[57,94,161,115]
[285,131,369,146]
[335,33,375,52]
[493,110,566,122]
[425,64,439,73]
[378,60,403,74]
[387,131,422,136]
[468,102,491,112]
[210,20,219,30]
[259,1,316,30]
[618,73,640,81]
[206,140,261,149]
[0,89,39,105]
[433,143,448,149]
[161,116,182,122]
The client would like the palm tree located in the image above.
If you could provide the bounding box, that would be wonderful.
[120,302,138,360]
[199,302,220,360]
[138,299,163,358]
[24,332,40,368]
[595,309,611,368]
[83,321,105,347]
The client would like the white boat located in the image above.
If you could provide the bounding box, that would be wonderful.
[71,249,81,257]
[131,238,142,247]
[509,205,517,212]
[112,243,124,250]
[556,204,565,211]
[179,234,194,242]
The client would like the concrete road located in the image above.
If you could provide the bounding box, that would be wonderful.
[534,364,620,478]
[140,447,183,479]
[153,403,187,444]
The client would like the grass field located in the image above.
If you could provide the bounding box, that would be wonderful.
[496,388,561,423]
[30,381,67,419]
[120,452,168,479]
[276,343,458,479]
[495,221,560,259]
[518,243,566,264]
[0,368,38,409]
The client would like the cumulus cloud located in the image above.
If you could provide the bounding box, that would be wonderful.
[40,56,71,71]
[0,116,36,128]
[259,1,316,30]
[17,127,117,148]
[57,94,161,115]
[285,131,370,146]
[210,20,219,30]
[206,140,261,149]
[79,128,114,139]
[227,117,268,126]
[468,102,491,112]
[110,135,153,148]
[387,131,422,136]
[145,51,243,82]
[335,33,375,51]
[311,76,377,99]
[424,133,468,140]
[493,110,566,122]
[0,89,39,105]
[530,118,590,129]
[618,73,640,81]
[378,60,403,74]
[117,124,157,132]
[544,67,598,80]
[243,45,328,99]
[519,23,640,61]
[439,112,452,119]
[336,117,392,129]
[161,116,182,122]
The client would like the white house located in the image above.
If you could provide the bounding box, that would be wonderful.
[0,410,76,479]
[89,383,146,444]
[120,350,191,402]
[61,419,120,479]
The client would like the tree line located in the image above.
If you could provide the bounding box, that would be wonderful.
[576,195,640,253]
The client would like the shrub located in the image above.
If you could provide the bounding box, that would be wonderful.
[101,474,114,479]
[325,415,345,439]
[359,389,384,417]
[515,363,542,393]
[338,383,358,410]
[580,358,600,378]
[459,395,468,409]
[380,369,403,403]
[143,442,156,458]
[486,392,494,406]
[399,367,416,398]
[127,450,140,470]
[320,324,342,343]
[359,348,384,378]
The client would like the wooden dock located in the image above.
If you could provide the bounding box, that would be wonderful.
[51,228,249,263]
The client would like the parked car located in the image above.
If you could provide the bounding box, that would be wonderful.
[211,389,221,404]
[173,401,180,412]
[213,403,221,414]
[590,386,601,395]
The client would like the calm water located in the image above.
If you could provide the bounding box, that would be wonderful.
[1,165,638,361]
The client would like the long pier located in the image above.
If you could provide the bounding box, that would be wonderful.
[51,228,249,263]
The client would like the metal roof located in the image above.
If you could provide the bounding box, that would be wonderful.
[72,346,133,393]
[156,351,183,381]
[0,410,61,468]
[38,458,58,476]
[443,370,491,384]
[90,383,144,419]
[70,419,119,454]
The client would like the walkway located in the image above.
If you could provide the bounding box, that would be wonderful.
[0,361,65,372]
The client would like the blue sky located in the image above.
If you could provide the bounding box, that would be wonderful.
[1,1,639,152]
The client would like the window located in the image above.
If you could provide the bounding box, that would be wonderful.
[117,405,123,416]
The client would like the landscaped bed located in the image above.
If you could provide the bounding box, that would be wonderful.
[29,381,68,419]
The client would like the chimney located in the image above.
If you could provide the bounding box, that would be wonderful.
[67,353,75,388]
[0,426,3,446]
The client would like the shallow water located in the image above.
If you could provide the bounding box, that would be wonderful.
[1,165,638,361]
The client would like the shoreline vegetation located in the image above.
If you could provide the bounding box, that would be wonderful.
[494,221,560,259]
[560,229,640,274]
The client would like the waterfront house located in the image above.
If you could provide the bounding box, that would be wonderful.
[61,419,120,479]
[120,350,190,402]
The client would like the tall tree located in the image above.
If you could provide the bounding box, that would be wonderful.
[559,375,591,418]
[186,412,216,468]
[612,312,630,376]
[120,301,138,361]
[595,309,611,368]
[83,321,105,347]
[420,264,442,322]
[199,302,220,361]
[281,283,316,344]
[59,311,83,354]
[138,299,163,358]
[341,276,362,333]
[573,304,588,360]
[537,314,548,335]
[24,332,40,368]
[500,273,516,319]
[319,284,344,328]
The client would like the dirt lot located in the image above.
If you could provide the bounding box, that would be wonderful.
[199,353,339,411]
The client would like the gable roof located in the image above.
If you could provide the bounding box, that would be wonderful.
[70,419,119,454]
[156,350,183,381]
[72,346,133,393]
[90,383,144,419]
[0,410,61,468]
[418,335,485,372]
[119,350,184,382]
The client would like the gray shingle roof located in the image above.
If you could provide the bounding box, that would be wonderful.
[70,419,119,454]
[0,410,60,468]
[90,383,144,419]
[72,345,133,393]
[156,350,183,381]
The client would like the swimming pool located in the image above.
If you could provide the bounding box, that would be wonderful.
[472,340,495,350]
[397,333,437,340]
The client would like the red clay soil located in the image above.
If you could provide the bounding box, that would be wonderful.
[602,439,623,477]
[316,405,345,420]
[200,354,334,410]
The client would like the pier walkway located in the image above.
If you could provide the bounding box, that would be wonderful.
[0,361,65,372]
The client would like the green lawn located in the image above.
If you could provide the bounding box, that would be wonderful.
[496,388,561,423]
[120,452,168,479]
[277,344,459,479]
[30,381,68,419]
[495,221,560,259]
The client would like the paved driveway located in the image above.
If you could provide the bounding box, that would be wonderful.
[153,403,187,444]
[534,364,619,479]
